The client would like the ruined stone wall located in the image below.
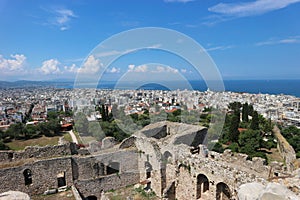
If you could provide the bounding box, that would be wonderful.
[168,148,270,200]
[273,125,297,172]
[0,143,77,163]
[0,157,73,195]
[75,172,140,199]
[135,137,163,197]
[73,149,139,181]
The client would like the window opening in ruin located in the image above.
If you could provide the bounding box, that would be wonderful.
[146,171,151,179]
[106,162,120,175]
[145,161,153,179]
[196,174,209,199]
[86,195,97,200]
[8,152,13,160]
[23,169,32,185]
[57,172,66,188]
[216,182,231,200]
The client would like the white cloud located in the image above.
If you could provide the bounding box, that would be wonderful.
[208,0,300,17]
[78,55,102,74]
[181,69,187,73]
[43,8,77,31]
[164,0,194,3]
[55,9,76,25]
[0,54,26,71]
[64,64,78,73]
[106,67,120,73]
[128,64,135,71]
[156,66,178,73]
[135,65,148,72]
[256,36,300,46]
[206,45,234,51]
[127,64,148,73]
[96,50,121,58]
[39,59,61,74]
[127,64,179,74]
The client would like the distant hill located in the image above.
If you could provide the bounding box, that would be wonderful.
[0,80,74,88]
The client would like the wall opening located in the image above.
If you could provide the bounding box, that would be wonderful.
[85,195,97,200]
[23,169,32,185]
[196,174,209,199]
[106,162,120,175]
[161,151,172,193]
[216,182,231,200]
[145,161,153,178]
[57,172,66,188]
[145,161,153,190]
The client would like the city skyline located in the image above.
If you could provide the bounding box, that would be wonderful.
[0,0,300,81]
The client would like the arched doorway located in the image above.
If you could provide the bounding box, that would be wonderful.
[196,174,209,199]
[23,169,32,185]
[161,151,172,193]
[85,195,97,200]
[216,182,231,200]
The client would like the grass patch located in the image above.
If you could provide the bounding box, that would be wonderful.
[62,132,73,142]
[6,135,61,151]
[266,148,284,163]
[72,130,83,144]
[80,136,96,144]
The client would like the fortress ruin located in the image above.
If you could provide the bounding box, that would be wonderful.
[0,121,299,199]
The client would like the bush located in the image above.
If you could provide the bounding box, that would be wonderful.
[212,142,224,153]
[0,140,9,150]
[226,142,239,152]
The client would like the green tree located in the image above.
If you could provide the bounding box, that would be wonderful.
[242,103,249,122]
[248,104,254,116]
[0,140,9,150]
[212,142,224,153]
[228,114,240,143]
[47,111,59,120]
[228,102,242,117]
[23,125,38,139]
[250,111,259,130]
[6,123,24,139]
[74,112,89,134]
[239,129,263,156]
[88,121,105,141]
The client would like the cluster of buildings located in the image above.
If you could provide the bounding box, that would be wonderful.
[0,88,72,130]
[0,87,300,131]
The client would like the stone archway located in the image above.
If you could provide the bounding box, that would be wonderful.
[196,174,209,199]
[216,182,231,200]
[161,151,173,193]
[23,169,32,186]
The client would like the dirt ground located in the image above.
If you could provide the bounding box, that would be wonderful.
[31,190,75,200]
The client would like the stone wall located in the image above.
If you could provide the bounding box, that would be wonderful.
[273,125,297,172]
[0,157,73,195]
[75,172,140,199]
[72,149,139,181]
[0,143,77,163]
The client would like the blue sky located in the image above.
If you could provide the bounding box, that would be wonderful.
[0,0,300,81]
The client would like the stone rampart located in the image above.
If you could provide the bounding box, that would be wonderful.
[273,125,297,172]
[75,172,139,199]
[0,143,77,163]
[0,157,73,195]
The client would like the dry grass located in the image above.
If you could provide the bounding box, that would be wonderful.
[6,136,61,151]
[31,190,75,200]
[5,132,73,151]
[0,158,36,169]
[80,136,96,144]
[106,185,159,200]
[266,148,284,163]
[62,132,73,142]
